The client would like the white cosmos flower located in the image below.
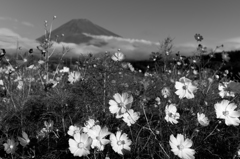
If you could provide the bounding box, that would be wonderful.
[17,81,24,90]
[197,113,209,127]
[111,52,125,62]
[83,118,98,133]
[68,132,92,157]
[169,134,195,159]
[218,81,235,98]
[110,131,132,155]
[27,65,35,69]
[0,80,4,86]
[161,87,171,98]
[38,60,45,65]
[68,71,81,84]
[60,67,70,73]
[175,77,198,99]
[165,104,180,124]
[109,93,133,118]
[122,109,140,126]
[238,149,240,157]
[68,125,82,137]
[17,131,30,147]
[87,125,111,151]
[214,100,240,126]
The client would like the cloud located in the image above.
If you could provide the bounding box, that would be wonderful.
[221,37,240,51]
[34,33,161,60]
[0,28,38,50]
[0,28,211,60]
[2,29,234,61]
[0,16,18,22]
[53,35,240,59]
[81,33,160,60]
[0,17,10,20]
[21,21,34,27]
[0,16,34,27]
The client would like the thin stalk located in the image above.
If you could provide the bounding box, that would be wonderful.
[103,72,106,113]
[141,102,170,158]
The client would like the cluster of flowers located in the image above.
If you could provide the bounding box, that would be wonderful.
[2,120,55,155]
[68,118,132,157]
[0,60,84,96]
[68,90,141,157]
[109,93,140,126]
[163,76,240,159]
[3,131,30,154]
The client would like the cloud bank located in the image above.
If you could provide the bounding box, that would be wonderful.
[0,28,38,49]
[1,28,240,61]
[0,28,161,60]
[221,37,240,51]
[21,21,34,27]
[0,16,34,27]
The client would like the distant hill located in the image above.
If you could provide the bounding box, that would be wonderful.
[36,19,121,46]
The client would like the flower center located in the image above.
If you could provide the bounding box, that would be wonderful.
[182,85,187,90]
[177,144,184,150]
[96,136,100,140]
[77,142,84,149]
[119,102,124,107]
[10,145,14,149]
[168,112,173,117]
[117,140,125,146]
[223,111,229,116]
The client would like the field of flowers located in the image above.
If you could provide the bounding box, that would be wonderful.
[0,19,240,159]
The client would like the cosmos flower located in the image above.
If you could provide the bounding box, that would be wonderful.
[155,97,161,105]
[68,71,82,84]
[175,77,198,99]
[122,109,140,126]
[154,97,161,107]
[60,67,70,73]
[27,65,37,70]
[161,87,171,98]
[5,65,15,74]
[127,63,135,72]
[3,139,18,154]
[238,149,240,157]
[0,79,4,86]
[109,93,133,118]
[214,100,240,126]
[165,104,180,124]
[197,113,209,127]
[18,131,30,147]
[111,51,125,62]
[218,81,235,98]
[194,33,203,42]
[68,125,82,137]
[222,52,230,62]
[69,132,92,157]
[87,125,111,151]
[17,81,24,90]
[83,118,98,133]
[110,131,132,155]
[169,134,195,159]
[38,60,45,65]
[44,120,54,132]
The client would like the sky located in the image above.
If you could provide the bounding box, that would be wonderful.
[0,0,240,59]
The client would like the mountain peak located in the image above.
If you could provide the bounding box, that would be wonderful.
[70,18,93,23]
[36,18,121,45]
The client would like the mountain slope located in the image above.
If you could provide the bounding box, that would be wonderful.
[36,19,121,45]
